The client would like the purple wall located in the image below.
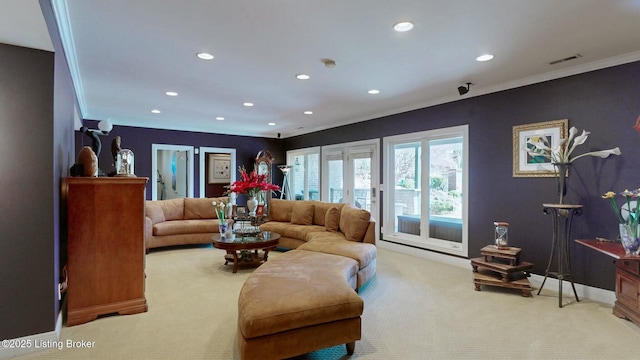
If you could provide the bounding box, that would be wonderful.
[285,61,640,291]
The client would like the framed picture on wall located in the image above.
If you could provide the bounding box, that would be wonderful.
[208,154,231,184]
[513,119,568,177]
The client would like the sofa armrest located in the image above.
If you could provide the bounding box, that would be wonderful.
[362,218,376,245]
[144,217,153,249]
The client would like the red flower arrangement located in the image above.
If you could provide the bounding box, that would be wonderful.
[226,166,280,198]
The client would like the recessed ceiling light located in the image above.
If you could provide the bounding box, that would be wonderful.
[165,91,178,96]
[393,21,414,32]
[296,74,310,80]
[243,102,254,107]
[197,52,214,60]
[304,111,313,115]
[476,54,494,62]
[268,122,276,126]
[151,109,161,114]
[368,89,380,94]
[216,117,224,121]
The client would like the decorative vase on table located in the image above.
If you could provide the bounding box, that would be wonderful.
[219,219,230,236]
[619,223,640,255]
[553,163,571,204]
[247,196,258,217]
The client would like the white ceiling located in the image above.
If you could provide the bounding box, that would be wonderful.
[4,1,640,138]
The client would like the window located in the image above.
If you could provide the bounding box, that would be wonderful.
[286,147,320,200]
[383,125,468,257]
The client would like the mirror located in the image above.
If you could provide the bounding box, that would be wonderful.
[152,144,194,200]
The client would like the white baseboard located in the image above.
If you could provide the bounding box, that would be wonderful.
[378,239,616,306]
[0,309,63,359]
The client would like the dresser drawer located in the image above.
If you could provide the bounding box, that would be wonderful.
[616,270,640,310]
[618,259,640,276]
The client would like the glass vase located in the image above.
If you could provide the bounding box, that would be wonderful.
[219,219,230,236]
[619,223,640,255]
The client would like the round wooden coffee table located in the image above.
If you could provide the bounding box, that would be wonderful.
[211,231,280,273]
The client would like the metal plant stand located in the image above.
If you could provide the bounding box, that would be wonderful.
[538,203,583,307]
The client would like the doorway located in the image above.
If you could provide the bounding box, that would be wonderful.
[199,147,236,198]
[151,144,194,200]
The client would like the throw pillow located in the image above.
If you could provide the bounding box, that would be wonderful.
[269,199,294,222]
[290,202,314,225]
[145,202,165,224]
[324,206,340,232]
[339,205,371,241]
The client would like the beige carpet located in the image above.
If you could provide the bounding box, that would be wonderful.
[16,245,640,360]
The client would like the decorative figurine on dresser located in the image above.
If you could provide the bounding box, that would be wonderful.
[64,176,148,326]
[471,221,534,297]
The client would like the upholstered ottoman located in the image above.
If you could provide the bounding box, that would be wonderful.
[298,238,377,290]
[237,250,363,360]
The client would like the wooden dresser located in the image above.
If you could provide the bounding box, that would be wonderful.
[576,239,640,326]
[64,177,148,326]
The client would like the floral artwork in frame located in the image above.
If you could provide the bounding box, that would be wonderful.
[512,119,568,177]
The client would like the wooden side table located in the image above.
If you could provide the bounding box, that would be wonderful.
[576,239,640,326]
[471,245,533,297]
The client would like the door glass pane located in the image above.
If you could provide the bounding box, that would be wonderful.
[353,156,371,210]
[428,138,463,242]
[327,158,343,203]
[308,153,320,200]
[291,155,305,200]
[394,143,421,235]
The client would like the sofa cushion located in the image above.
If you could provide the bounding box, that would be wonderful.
[153,219,218,236]
[145,201,166,224]
[311,201,345,226]
[238,250,362,339]
[290,202,314,225]
[325,206,340,232]
[185,197,223,219]
[268,199,294,222]
[339,205,371,242]
[298,240,377,269]
[158,198,185,221]
[260,222,325,240]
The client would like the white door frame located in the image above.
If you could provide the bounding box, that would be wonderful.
[198,147,237,198]
[151,144,194,200]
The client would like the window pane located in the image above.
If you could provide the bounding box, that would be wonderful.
[353,157,371,210]
[291,155,305,200]
[308,153,320,200]
[394,143,421,235]
[328,159,343,203]
[428,138,463,242]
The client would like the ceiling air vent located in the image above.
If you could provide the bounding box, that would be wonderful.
[549,54,583,65]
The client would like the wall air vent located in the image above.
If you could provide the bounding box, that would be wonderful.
[549,54,583,65]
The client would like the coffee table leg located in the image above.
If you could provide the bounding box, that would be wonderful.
[228,250,239,273]
[263,248,270,262]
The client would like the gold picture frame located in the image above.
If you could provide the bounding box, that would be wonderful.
[513,119,568,177]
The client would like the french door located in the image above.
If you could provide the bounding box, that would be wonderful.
[321,140,379,215]
[383,125,468,257]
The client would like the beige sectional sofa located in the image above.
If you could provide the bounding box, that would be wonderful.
[260,199,376,249]
[260,199,377,289]
[144,196,228,251]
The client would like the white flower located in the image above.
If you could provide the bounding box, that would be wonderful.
[528,126,620,164]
